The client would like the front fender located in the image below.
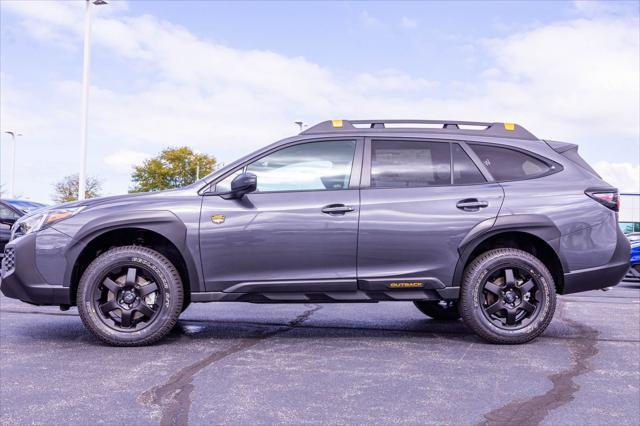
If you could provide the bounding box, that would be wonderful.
[56,210,203,293]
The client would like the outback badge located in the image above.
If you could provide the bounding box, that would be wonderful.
[211,214,226,225]
[389,282,424,288]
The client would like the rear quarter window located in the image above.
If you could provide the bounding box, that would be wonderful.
[469,144,552,181]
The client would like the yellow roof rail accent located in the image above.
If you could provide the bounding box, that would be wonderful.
[504,123,515,131]
[331,119,343,128]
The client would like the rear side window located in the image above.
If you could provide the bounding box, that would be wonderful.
[469,144,551,181]
[452,144,486,184]
[371,140,450,188]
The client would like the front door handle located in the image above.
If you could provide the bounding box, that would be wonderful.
[456,198,489,212]
[321,204,355,215]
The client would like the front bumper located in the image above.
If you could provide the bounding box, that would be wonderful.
[561,226,631,294]
[0,233,71,306]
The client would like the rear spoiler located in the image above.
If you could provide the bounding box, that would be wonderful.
[544,140,600,177]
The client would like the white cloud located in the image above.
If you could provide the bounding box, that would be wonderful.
[481,17,639,143]
[358,11,384,29]
[400,17,418,29]
[594,161,640,193]
[1,1,638,201]
[104,150,150,174]
[573,0,639,17]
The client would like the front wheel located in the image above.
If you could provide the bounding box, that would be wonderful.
[77,246,184,346]
[459,248,556,344]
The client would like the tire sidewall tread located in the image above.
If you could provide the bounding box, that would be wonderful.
[460,248,556,344]
[77,245,184,347]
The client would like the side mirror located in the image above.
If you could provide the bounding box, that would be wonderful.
[0,217,17,227]
[220,172,257,199]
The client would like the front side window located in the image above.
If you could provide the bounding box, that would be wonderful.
[469,144,551,181]
[244,140,356,192]
[370,140,451,188]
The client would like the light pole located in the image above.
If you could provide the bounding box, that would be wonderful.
[78,0,108,201]
[3,131,22,198]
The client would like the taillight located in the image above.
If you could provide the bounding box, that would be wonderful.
[585,189,619,212]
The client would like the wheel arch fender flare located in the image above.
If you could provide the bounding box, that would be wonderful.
[452,214,568,287]
[63,210,203,293]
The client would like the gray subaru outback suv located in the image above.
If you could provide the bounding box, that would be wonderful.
[0,120,630,346]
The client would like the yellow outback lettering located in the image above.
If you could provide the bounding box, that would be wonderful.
[389,282,424,288]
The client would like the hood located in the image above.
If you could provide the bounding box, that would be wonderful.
[55,187,197,211]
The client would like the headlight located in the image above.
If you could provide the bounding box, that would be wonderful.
[11,206,85,240]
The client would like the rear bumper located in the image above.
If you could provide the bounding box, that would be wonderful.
[0,234,71,306]
[561,226,631,294]
[562,261,629,294]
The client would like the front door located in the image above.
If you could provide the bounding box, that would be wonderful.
[357,139,503,290]
[199,138,362,293]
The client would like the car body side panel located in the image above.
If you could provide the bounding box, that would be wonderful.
[452,215,565,287]
[35,227,73,285]
[199,190,360,292]
[496,163,616,272]
[357,184,504,287]
[560,216,621,270]
[50,192,205,292]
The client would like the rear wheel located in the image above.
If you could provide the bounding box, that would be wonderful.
[460,248,556,344]
[413,300,461,320]
[77,246,183,346]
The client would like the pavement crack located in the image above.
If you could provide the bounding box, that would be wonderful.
[479,306,599,426]
[138,304,321,426]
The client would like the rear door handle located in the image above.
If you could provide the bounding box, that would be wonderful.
[321,204,355,215]
[456,199,489,212]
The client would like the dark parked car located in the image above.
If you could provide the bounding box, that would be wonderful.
[0,199,47,256]
[0,120,630,346]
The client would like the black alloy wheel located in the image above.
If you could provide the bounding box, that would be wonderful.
[93,265,163,332]
[479,266,543,330]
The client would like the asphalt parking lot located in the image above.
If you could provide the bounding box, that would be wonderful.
[1,281,639,426]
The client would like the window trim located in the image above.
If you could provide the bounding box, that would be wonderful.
[362,137,495,189]
[451,142,489,185]
[465,141,563,183]
[201,137,364,196]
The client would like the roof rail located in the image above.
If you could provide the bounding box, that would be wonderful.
[300,119,538,140]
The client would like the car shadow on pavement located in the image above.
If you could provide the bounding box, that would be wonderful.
[5,311,479,346]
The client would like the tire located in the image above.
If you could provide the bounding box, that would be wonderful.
[413,300,461,320]
[77,246,184,346]
[459,248,556,344]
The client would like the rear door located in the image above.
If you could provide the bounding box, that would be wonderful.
[357,138,503,290]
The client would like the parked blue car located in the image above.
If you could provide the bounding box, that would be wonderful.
[627,240,640,280]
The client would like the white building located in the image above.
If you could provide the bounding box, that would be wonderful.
[619,193,639,234]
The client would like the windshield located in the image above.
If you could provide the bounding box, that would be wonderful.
[5,200,47,213]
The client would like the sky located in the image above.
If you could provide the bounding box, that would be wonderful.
[0,0,638,203]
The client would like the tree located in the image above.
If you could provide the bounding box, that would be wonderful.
[53,174,102,203]
[130,146,216,193]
